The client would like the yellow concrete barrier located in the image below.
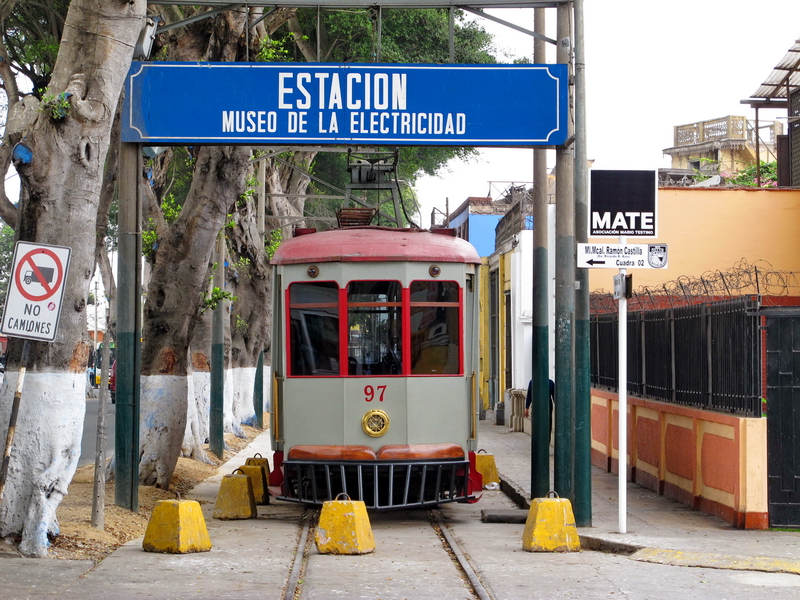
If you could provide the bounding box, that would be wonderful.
[245,453,271,477]
[213,469,257,520]
[315,494,375,555]
[142,499,212,554]
[475,449,499,486]
[522,492,581,552]
[238,464,269,505]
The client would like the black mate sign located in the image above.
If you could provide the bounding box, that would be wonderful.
[590,170,657,237]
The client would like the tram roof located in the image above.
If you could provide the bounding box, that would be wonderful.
[271,226,481,265]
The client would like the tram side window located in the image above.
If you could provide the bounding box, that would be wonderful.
[410,281,460,374]
[289,282,340,376]
[348,281,402,375]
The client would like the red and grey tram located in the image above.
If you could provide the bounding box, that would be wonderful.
[269,226,483,509]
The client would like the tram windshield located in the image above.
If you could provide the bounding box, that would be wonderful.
[347,281,402,375]
[286,278,462,377]
[409,281,460,374]
[289,282,340,376]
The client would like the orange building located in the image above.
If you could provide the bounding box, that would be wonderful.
[589,187,800,293]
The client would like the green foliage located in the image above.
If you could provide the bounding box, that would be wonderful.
[265,229,282,260]
[201,286,237,313]
[0,225,15,312]
[3,2,69,93]
[39,91,71,120]
[18,38,59,76]
[142,195,182,262]
[238,174,259,207]
[293,8,495,65]
[257,35,294,62]
[157,147,195,207]
[725,162,778,188]
[235,314,249,337]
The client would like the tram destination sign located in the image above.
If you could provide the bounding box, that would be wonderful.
[577,243,668,270]
[122,62,568,146]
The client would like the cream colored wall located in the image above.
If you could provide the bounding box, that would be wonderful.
[589,188,800,292]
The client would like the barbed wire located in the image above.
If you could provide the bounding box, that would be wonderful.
[590,259,800,313]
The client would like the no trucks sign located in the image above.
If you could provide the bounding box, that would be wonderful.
[1,241,71,342]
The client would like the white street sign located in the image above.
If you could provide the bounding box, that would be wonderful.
[1,241,71,342]
[577,243,668,269]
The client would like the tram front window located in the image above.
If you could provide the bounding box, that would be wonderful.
[348,281,402,375]
[289,282,340,376]
[410,281,461,374]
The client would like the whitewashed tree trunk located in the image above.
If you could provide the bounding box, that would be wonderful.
[139,145,250,488]
[0,0,146,557]
[0,374,85,555]
[138,376,188,487]
[230,366,257,428]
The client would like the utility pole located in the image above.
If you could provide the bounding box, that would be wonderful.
[531,6,551,500]
[115,142,142,512]
[572,0,592,526]
[553,2,575,502]
[210,236,225,458]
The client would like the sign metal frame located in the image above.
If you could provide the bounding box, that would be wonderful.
[122,62,569,147]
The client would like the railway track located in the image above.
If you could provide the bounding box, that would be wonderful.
[281,506,493,600]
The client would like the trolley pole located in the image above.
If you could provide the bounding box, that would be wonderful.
[531,6,551,500]
[573,0,592,527]
[554,2,576,502]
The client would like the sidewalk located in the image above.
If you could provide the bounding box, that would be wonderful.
[477,417,800,575]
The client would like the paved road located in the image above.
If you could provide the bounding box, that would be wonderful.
[79,390,115,468]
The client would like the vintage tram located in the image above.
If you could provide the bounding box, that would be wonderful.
[268,226,483,509]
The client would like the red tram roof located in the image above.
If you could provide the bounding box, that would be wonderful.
[271,227,481,265]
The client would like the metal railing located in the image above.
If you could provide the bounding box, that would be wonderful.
[279,459,472,509]
[590,297,761,416]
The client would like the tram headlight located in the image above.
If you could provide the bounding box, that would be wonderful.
[362,409,390,437]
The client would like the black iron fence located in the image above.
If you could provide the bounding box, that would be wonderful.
[590,296,762,416]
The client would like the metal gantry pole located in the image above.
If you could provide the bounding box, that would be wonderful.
[553,1,575,502]
[210,235,225,458]
[572,0,592,527]
[115,142,142,512]
[531,5,551,500]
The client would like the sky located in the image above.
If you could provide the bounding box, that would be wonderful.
[412,1,800,225]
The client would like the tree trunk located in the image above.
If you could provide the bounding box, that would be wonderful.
[0,0,146,557]
[139,145,250,488]
[182,290,212,462]
[226,189,273,429]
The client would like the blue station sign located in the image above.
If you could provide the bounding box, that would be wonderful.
[122,62,568,146]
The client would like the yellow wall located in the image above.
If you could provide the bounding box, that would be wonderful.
[589,188,800,292]
[478,260,490,410]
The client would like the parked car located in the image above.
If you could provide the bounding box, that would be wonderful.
[109,360,116,404]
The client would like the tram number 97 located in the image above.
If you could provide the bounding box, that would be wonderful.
[364,385,387,402]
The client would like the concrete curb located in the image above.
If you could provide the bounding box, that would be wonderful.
[497,470,800,574]
[630,547,800,576]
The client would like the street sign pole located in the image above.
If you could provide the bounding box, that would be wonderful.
[618,237,628,534]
